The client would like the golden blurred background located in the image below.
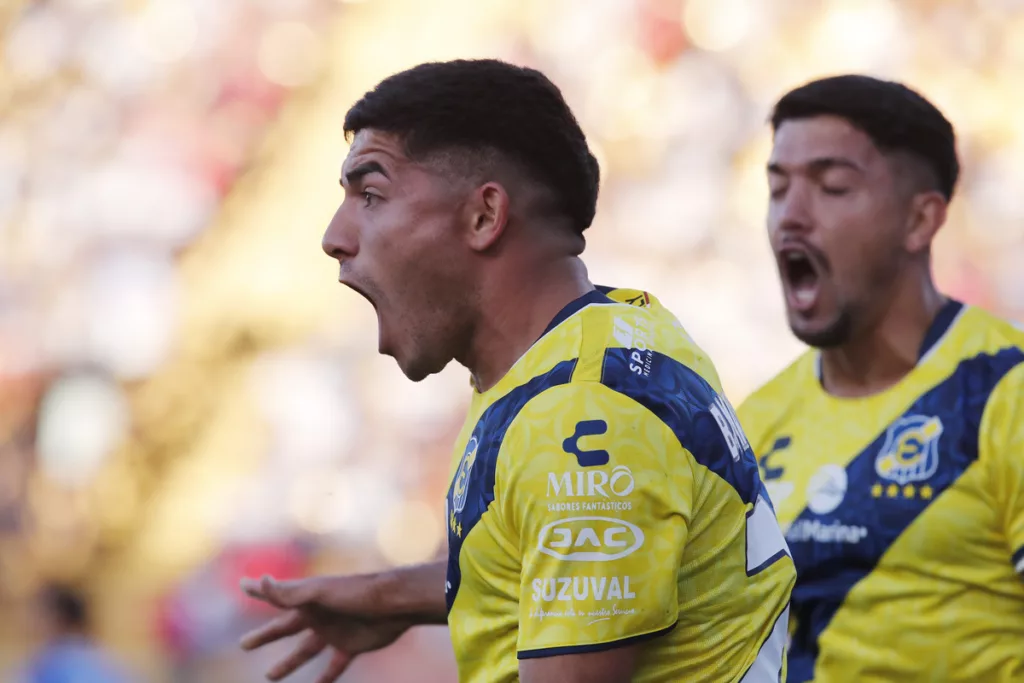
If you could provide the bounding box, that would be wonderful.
[1,0,1022,680]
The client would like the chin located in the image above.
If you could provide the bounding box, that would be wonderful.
[399,365,432,383]
[395,354,449,383]
[788,311,852,349]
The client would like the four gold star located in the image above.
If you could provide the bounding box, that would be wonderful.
[859,482,936,501]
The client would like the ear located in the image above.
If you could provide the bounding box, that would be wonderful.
[465,182,510,252]
[904,191,947,255]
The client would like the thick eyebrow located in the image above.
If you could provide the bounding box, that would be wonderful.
[340,160,390,188]
[767,157,864,176]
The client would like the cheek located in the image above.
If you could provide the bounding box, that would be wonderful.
[384,224,464,303]
[765,204,783,240]
[363,210,424,278]
[827,227,901,297]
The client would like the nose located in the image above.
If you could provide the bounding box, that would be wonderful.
[770,180,814,238]
[322,203,358,261]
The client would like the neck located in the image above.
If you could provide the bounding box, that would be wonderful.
[461,255,592,393]
[820,270,946,398]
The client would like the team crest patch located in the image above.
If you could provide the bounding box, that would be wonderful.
[875,415,944,486]
[451,436,478,514]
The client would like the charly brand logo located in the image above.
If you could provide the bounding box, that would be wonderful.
[875,415,943,486]
[759,436,794,507]
[537,516,644,562]
[451,436,478,515]
[562,419,610,467]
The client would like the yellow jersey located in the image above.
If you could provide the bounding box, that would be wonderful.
[738,301,1024,682]
[444,287,796,683]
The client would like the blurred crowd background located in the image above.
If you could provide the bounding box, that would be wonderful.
[1,0,1022,680]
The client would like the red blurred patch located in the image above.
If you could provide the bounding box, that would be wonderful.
[636,0,689,65]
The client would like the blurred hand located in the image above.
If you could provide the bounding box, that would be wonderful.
[239,575,414,683]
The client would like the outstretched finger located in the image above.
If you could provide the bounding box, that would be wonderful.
[239,611,306,651]
[267,632,327,681]
[245,575,321,610]
[241,576,268,600]
[315,651,354,683]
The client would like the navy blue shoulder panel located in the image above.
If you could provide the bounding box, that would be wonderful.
[918,299,963,360]
[601,348,766,508]
[540,289,614,337]
[784,347,1024,683]
[445,359,578,613]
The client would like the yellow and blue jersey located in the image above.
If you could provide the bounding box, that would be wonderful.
[444,286,796,683]
[738,300,1024,682]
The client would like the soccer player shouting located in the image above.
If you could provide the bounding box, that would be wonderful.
[239,59,794,683]
[739,75,1024,682]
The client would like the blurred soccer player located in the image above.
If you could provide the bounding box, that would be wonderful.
[239,59,794,683]
[17,585,128,683]
[738,74,1024,682]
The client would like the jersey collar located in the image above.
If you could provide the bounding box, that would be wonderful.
[539,288,616,338]
[917,298,965,361]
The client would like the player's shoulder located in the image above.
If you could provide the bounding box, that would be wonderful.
[958,306,1024,395]
[569,287,756,463]
[957,308,1024,464]
[586,286,722,389]
[507,285,741,450]
[954,304,1024,353]
[737,350,816,420]
[926,303,1024,395]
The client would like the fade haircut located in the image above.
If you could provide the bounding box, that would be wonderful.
[771,75,959,200]
[343,59,600,233]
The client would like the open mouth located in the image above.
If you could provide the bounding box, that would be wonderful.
[338,274,390,354]
[779,246,822,313]
[339,275,377,311]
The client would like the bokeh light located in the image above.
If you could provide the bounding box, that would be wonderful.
[376,499,444,566]
[36,374,129,487]
[258,21,323,87]
[134,2,199,64]
[683,0,757,53]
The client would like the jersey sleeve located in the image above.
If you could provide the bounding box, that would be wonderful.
[494,382,689,658]
[982,362,1024,573]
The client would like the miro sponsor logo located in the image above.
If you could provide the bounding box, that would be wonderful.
[537,516,644,562]
[547,466,635,498]
[531,576,636,603]
[785,519,868,544]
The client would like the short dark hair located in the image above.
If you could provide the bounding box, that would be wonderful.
[42,584,89,631]
[771,75,959,200]
[343,59,600,232]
